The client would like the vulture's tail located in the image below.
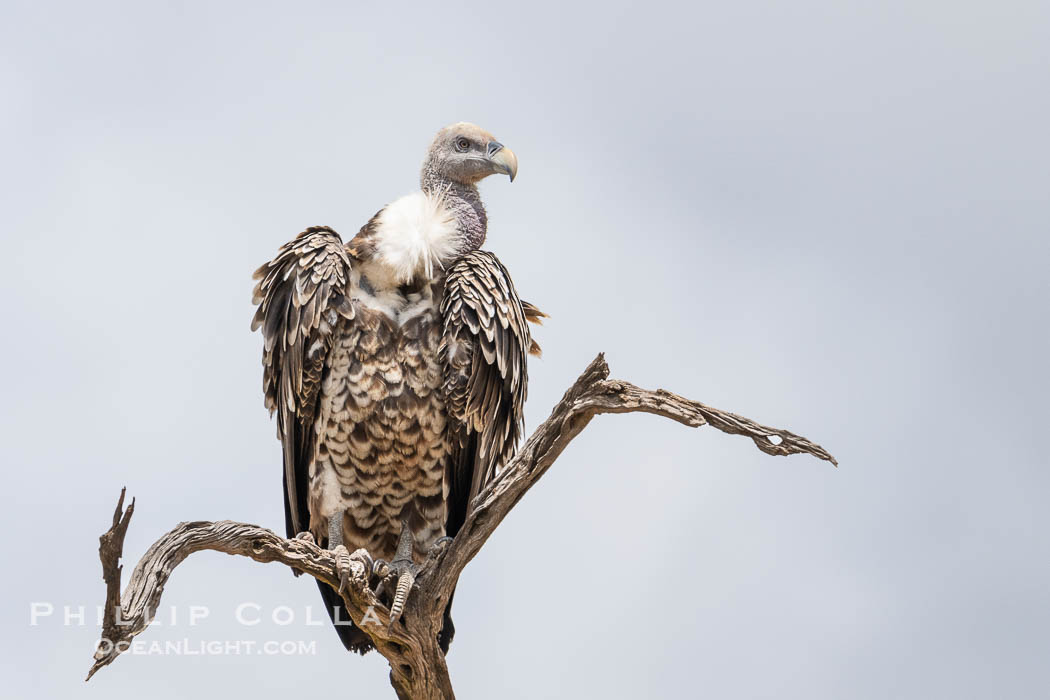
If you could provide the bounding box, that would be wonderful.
[439,589,456,653]
[317,576,456,654]
[317,579,376,654]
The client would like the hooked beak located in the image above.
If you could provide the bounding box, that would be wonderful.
[486,141,518,182]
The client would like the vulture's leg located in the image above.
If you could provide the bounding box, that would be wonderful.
[328,511,345,550]
[372,520,421,626]
[327,510,372,594]
[373,524,454,625]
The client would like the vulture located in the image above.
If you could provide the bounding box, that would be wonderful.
[251,123,543,654]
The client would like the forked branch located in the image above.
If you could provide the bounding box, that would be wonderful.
[87,353,836,699]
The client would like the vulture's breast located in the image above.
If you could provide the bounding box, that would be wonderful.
[310,277,450,562]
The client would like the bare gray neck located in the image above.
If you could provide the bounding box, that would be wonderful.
[421,166,487,253]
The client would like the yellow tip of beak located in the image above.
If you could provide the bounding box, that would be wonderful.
[489,146,518,182]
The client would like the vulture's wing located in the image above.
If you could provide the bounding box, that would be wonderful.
[440,250,541,537]
[251,226,355,539]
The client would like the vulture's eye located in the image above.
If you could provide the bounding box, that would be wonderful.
[454,137,470,152]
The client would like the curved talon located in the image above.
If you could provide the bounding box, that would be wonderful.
[333,545,352,594]
[374,569,395,598]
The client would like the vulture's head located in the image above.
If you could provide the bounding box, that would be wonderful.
[423,122,518,185]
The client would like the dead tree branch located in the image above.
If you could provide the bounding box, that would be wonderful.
[87,353,836,698]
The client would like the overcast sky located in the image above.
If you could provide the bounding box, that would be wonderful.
[2,1,1048,698]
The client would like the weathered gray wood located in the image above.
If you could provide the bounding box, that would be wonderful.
[87,353,836,698]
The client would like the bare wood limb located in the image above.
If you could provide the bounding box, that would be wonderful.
[431,354,836,597]
[86,514,440,692]
[88,487,134,681]
[88,353,836,698]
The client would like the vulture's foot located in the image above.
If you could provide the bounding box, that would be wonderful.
[325,511,371,594]
[373,520,419,626]
[334,545,373,594]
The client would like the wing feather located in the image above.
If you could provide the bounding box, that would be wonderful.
[251,226,354,536]
[440,251,539,537]
[254,226,376,654]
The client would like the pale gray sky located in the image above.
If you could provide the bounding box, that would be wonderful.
[2,1,1048,698]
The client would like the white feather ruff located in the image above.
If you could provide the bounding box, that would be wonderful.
[373,190,459,284]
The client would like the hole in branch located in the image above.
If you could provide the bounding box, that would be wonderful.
[766,434,783,445]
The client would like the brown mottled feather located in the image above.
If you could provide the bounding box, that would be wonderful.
[440,251,535,535]
[252,226,354,537]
